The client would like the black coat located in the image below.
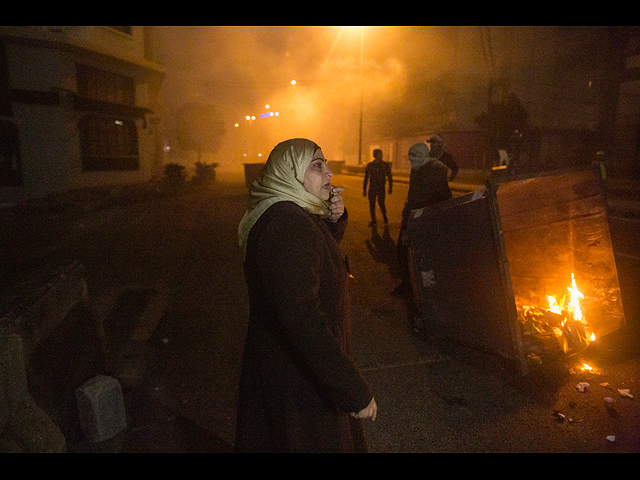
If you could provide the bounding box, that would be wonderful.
[236,201,374,452]
[402,161,453,222]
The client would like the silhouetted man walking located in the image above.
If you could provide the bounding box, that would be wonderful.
[363,149,393,226]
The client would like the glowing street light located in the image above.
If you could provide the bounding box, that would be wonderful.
[290,80,296,85]
[356,26,364,165]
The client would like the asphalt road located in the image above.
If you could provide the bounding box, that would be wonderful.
[3,170,639,452]
[136,172,640,452]
[330,173,640,453]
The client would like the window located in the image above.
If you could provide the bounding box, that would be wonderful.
[79,115,139,171]
[1,38,12,117]
[0,120,23,186]
[76,64,139,171]
[76,64,135,106]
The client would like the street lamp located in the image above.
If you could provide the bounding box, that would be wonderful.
[358,26,364,166]
[344,26,365,165]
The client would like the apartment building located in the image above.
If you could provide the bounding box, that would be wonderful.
[0,26,165,204]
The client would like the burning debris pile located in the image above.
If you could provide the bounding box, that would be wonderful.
[518,273,596,361]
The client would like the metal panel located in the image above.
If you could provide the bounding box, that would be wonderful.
[408,189,526,373]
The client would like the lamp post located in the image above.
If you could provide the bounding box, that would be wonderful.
[358,26,364,165]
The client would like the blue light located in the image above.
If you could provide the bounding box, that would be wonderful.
[259,112,271,118]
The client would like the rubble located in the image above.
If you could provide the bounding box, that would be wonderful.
[618,389,633,399]
[575,382,590,393]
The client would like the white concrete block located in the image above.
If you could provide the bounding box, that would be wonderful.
[75,375,126,443]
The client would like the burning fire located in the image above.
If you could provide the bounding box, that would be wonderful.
[519,273,595,355]
[568,273,585,323]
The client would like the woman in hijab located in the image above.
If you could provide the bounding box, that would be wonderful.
[236,138,377,453]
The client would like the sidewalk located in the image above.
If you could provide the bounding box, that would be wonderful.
[603,177,640,219]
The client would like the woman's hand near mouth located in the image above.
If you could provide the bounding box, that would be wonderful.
[327,185,345,222]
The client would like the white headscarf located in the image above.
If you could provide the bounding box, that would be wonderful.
[408,143,431,169]
[238,138,331,250]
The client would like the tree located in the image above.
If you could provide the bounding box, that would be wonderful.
[176,102,226,162]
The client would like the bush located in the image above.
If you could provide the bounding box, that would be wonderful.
[193,162,218,185]
[162,163,186,194]
[164,163,186,183]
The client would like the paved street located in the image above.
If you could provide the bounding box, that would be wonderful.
[2,170,640,452]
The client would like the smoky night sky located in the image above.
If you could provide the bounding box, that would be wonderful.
[152,26,558,171]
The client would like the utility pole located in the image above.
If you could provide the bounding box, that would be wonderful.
[358,26,364,165]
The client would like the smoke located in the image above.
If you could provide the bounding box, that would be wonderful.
[154,26,486,171]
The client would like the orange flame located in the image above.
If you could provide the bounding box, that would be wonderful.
[548,295,562,314]
[568,272,584,322]
[521,273,596,351]
[567,273,595,341]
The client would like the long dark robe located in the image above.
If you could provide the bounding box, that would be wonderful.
[235,201,373,453]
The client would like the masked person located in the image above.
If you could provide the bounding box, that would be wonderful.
[236,138,377,453]
[391,143,452,329]
[427,134,458,181]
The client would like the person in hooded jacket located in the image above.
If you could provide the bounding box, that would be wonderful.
[236,138,377,453]
[391,143,452,328]
[427,134,458,181]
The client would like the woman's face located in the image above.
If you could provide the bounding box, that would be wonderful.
[303,149,333,201]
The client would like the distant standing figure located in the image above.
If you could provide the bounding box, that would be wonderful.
[427,134,458,181]
[363,149,393,226]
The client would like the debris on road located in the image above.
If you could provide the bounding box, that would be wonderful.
[553,410,566,422]
[576,382,590,393]
[618,388,633,399]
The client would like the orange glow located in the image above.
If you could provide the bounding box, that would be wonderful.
[548,295,562,314]
[518,273,595,355]
[568,273,584,322]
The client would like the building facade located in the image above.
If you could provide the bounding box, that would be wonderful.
[366,27,640,178]
[0,26,165,205]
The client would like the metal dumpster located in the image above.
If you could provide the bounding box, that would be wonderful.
[408,168,626,374]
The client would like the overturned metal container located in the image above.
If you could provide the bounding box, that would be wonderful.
[408,168,626,375]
